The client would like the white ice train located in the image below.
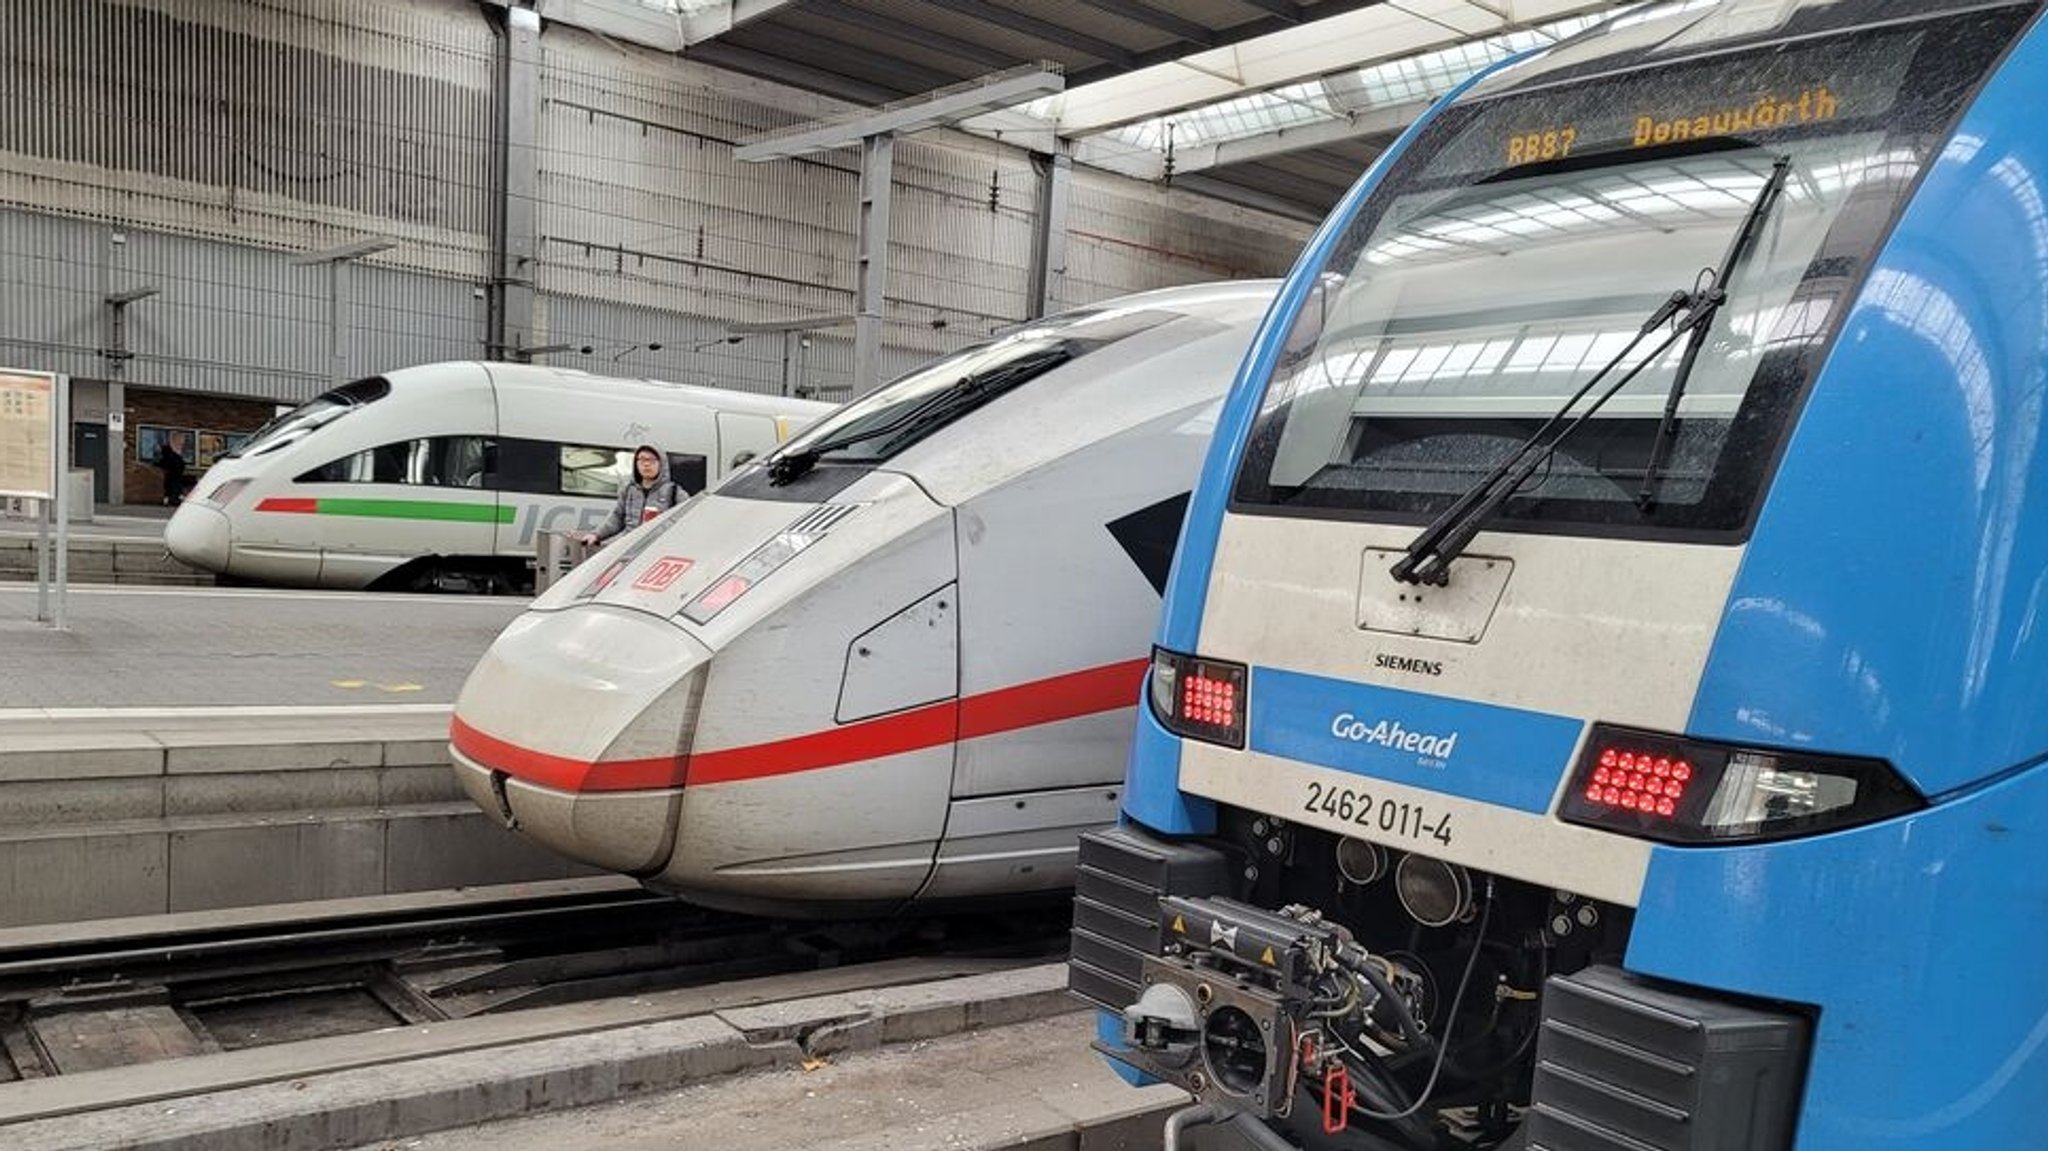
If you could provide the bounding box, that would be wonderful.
[163,362,834,592]
[449,280,1280,915]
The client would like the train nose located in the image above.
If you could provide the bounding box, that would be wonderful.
[450,606,711,874]
[163,503,231,572]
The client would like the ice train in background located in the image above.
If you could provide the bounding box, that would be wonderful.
[449,281,1278,915]
[163,362,832,592]
[1081,3,2048,1151]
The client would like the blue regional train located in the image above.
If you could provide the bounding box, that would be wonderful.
[1073,2,2048,1149]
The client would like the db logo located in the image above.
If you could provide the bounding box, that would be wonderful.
[632,555,695,592]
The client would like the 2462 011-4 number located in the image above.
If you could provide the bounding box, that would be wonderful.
[1304,781,1453,846]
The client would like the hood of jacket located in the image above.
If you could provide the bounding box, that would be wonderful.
[631,444,671,489]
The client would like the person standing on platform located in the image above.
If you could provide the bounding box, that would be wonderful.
[578,444,682,546]
[156,433,189,506]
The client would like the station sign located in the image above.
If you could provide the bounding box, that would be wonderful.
[0,370,57,500]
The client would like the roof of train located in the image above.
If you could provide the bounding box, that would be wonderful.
[382,361,836,417]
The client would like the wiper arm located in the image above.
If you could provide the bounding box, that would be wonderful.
[1636,154,1793,510]
[1389,289,1699,586]
[767,385,959,486]
[767,350,1068,485]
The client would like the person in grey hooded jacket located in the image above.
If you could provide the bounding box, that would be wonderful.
[578,444,684,545]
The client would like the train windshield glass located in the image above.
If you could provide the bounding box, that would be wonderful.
[231,377,392,460]
[771,308,1173,468]
[1233,5,2031,535]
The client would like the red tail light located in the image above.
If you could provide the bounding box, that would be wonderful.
[1561,724,1923,845]
[1149,647,1247,749]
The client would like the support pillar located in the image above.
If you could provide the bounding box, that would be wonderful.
[488,3,542,360]
[1027,149,1071,319]
[852,132,895,397]
[106,381,125,505]
[325,260,348,392]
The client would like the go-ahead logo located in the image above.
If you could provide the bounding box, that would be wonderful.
[1330,712,1458,763]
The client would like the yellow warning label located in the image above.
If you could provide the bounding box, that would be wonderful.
[1261,946,1277,967]
[1171,915,1187,935]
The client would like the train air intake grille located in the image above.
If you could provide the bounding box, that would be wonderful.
[786,503,862,534]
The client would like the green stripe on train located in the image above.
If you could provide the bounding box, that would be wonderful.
[315,499,516,524]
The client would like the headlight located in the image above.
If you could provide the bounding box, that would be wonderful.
[679,529,825,624]
[202,478,251,507]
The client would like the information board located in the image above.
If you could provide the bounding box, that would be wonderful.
[0,370,55,499]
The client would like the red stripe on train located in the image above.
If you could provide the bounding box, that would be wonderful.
[450,657,1149,794]
[255,497,319,514]
[450,716,686,792]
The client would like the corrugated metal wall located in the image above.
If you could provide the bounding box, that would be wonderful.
[0,0,1312,405]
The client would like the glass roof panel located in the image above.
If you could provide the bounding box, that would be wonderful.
[1079,7,1647,156]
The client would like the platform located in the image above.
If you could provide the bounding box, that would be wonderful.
[0,510,210,586]
[0,585,526,708]
[0,586,577,926]
[356,1006,1192,1151]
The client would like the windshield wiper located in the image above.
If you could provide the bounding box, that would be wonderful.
[767,349,1070,485]
[1389,289,1716,586]
[767,385,961,486]
[1636,154,1793,510]
[1390,155,1797,586]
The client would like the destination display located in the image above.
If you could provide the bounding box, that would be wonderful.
[1426,25,1921,180]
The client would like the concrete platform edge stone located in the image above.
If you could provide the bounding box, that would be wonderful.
[0,965,1138,1151]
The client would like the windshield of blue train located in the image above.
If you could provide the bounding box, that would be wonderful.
[1232,4,2032,536]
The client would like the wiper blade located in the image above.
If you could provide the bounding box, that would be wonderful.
[1389,289,1703,586]
[766,349,1069,485]
[1636,154,1792,510]
[767,384,959,486]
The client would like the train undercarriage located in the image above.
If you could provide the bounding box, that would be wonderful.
[1074,811,1810,1151]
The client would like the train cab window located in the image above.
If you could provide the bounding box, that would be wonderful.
[436,437,489,488]
[1232,4,2033,538]
[234,377,392,460]
[296,436,489,488]
[297,441,405,485]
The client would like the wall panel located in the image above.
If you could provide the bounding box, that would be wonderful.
[0,0,1313,405]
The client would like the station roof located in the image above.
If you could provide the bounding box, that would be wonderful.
[524,0,1641,220]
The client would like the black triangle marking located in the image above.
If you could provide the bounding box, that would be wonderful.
[1106,491,1191,596]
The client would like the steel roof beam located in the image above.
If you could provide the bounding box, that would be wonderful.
[678,0,800,43]
[687,41,903,106]
[1193,99,1417,170]
[805,1,1018,70]
[525,0,796,51]
[1232,0,1305,21]
[1063,0,1377,87]
[1070,0,1219,48]
[920,0,1136,68]
[1041,0,1620,137]
[719,25,962,95]
[734,64,1066,161]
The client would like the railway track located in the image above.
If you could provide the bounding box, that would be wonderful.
[0,881,1071,1082]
